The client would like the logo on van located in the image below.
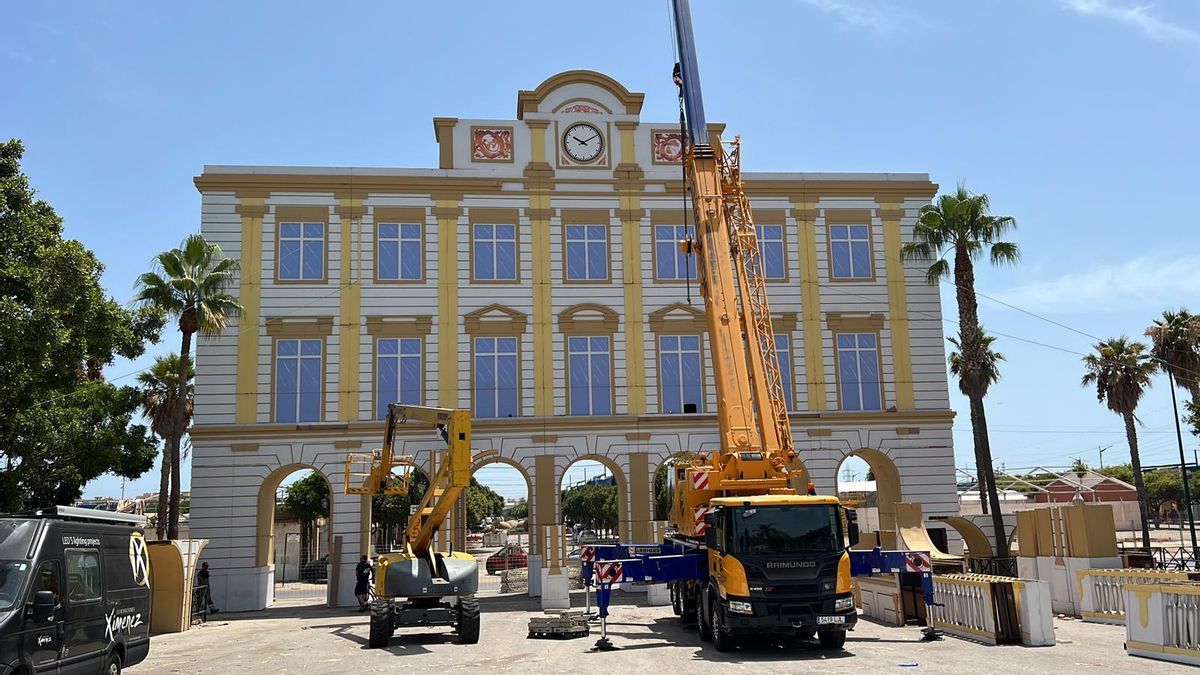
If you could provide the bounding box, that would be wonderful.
[129,532,150,587]
[105,607,144,642]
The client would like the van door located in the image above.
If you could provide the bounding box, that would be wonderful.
[23,560,63,674]
[58,548,106,675]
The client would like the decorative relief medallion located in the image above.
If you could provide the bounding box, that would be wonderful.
[560,103,603,114]
[653,131,684,164]
[472,127,513,162]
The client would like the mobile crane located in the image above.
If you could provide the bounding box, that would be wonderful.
[344,403,480,648]
[581,0,937,652]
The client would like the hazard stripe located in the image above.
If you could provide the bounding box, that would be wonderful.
[692,471,709,490]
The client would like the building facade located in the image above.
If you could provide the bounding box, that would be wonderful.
[190,71,957,610]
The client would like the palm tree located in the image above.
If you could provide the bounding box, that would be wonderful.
[947,328,1005,516]
[135,234,241,539]
[1081,338,1157,550]
[902,184,1018,558]
[136,355,194,539]
[1146,309,1200,401]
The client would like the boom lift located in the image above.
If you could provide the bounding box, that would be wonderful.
[581,0,938,652]
[344,403,480,648]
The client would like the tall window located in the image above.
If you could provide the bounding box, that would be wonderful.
[474,337,519,417]
[279,222,325,280]
[659,335,703,414]
[565,225,608,281]
[377,223,422,280]
[473,224,517,281]
[654,224,697,280]
[756,224,786,280]
[275,338,323,422]
[829,224,872,279]
[775,333,794,411]
[568,336,612,415]
[376,338,422,418]
[837,333,882,411]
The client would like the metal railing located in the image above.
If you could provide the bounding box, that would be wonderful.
[1118,543,1197,570]
[967,557,1018,578]
[190,585,209,625]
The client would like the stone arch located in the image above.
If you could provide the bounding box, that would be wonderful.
[834,448,902,532]
[933,515,994,558]
[470,452,534,525]
[256,463,334,568]
[559,453,630,541]
[517,70,645,118]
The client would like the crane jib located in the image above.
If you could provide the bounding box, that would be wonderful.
[671,0,707,145]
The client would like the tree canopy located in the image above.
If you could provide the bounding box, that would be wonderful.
[561,483,618,532]
[0,139,163,511]
[465,478,504,527]
[281,471,330,524]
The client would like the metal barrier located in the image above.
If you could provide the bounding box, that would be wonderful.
[968,557,1018,577]
[929,573,1054,645]
[929,575,1002,644]
[190,585,209,625]
[1118,543,1197,571]
[1076,568,1197,624]
[1125,581,1200,666]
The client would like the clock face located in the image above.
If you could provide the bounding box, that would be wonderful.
[562,122,604,163]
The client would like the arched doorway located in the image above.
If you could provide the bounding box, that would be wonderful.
[367,464,429,556]
[834,449,901,533]
[560,456,628,545]
[257,465,333,608]
[469,454,533,595]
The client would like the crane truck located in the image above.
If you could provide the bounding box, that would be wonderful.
[581,0,937,652]
[344,403,480,648]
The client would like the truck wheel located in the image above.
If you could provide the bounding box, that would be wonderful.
[671,585,682,616]
[368,600,393,648]
[710,601,734,653]
[818,629,847,650]
[698,589,712,642]
[456,595,481,644]
[104,652,123,675]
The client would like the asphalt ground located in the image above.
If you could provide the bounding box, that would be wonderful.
[133,592,1186,674]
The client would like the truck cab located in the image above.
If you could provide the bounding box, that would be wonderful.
[700,495,857,650]
[0,507,151,675]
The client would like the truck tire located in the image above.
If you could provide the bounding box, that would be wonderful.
[710,600,734,653]
[456,595,481,644]
[818,629,847,650]
[680,585,697,624]
[368,600,393,648]
[671,584,682,616]
[698,588,712,642]
[104,652,123,675]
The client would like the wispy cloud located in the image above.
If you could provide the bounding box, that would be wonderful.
[990,254,1200,314]
[1060,0,1200,46]
[794,0,911,34]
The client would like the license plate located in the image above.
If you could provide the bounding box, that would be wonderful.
[816,615,846,625]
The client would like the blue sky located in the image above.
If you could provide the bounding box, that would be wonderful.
[5,1,1200,501]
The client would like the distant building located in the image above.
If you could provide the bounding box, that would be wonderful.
[1032,471,1137,504]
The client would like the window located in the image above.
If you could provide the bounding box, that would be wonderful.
[279,222,325,280]
[474,337,519,417]
[659,335,703,413]
[275,338,323,423]
[65,549,101,603]
[756,225,786,280]
[568,336,612,415]
[376,338,422,419]
[829,224,872,279]
[655,224,697,280]
[837,333,882,411]
[565,225,608,281]
[775,333,795,411]
[473,224,517,281]
[377,223,422,280]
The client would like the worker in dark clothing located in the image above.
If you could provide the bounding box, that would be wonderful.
[197,561,218,613]
[355,555,373,611]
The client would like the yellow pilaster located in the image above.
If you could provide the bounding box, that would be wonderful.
[336,200,364,422]
[233,198,266,424]
[629,452,651,542]
[794,202,827,411]
[615,121,646,414]
[435,197,462,407]
[526,119,554,416]
[880,204,915,410]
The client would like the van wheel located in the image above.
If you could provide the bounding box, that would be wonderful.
[104,652,123,675]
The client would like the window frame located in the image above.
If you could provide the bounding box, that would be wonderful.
[271,336,326,423]
[374,336,425,419]
[562,220,611,283]
[566,335,614,416]
[755,223,788,281]
[834,331,885,412]
[827,222,876,282]
[469,216,520,284]
[64,548,102,605]
[657,333,706,414]
[472,335,522,418]
[651,222,698,283]
[374,215,426,284]
[274,206,329,284]
[775,332,795,411]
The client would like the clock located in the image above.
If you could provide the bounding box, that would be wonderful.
[562,122,604,163]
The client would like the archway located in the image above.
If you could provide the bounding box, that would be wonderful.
[559,456,628,545]
[256,464,333,608]
[834,449,901,533]
[466,455,533,595]
[367,464,429,555]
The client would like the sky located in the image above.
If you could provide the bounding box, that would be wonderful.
[4,0,1200,501]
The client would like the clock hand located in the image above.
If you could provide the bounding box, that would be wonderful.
[583,134,598,144]
[571,135,588,145]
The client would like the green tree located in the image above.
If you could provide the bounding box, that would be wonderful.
[903,184,1018,557]
[0,139,163,511]
[135,234,242,539]
[465,478,504,527]
[503,499,528,520]
[136,354,193,539]
[561,483,618,534]
[371,471,428,550]
[1081,337,1158,549]
[282,472,329,560]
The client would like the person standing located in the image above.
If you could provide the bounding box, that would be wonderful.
[197,561,218,613]
[355,555,373,612]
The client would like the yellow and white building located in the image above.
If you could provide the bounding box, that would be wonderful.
[190,71,957,610]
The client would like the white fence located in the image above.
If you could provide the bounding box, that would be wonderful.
[1126,582,1200,666]
[1077,569,1196,625]
[929,574,1053,646]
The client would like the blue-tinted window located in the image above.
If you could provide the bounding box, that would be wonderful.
[376,338,422,418]
[830,224,872,279]
[659,335,703,414]
[279,222,325,280]
[568,336,612,415]
[837,332,882,411]
[565,224,608,281]
[474,336,519,417]
[473,224,517,281]
[775,333,794,411]
[377,223,422,280]
[275,338,322,422]
[756,225,786,280]
[655,225,697,280]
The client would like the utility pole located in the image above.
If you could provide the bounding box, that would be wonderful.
[1167,370,1199,565]
[1099,444,1112,469]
